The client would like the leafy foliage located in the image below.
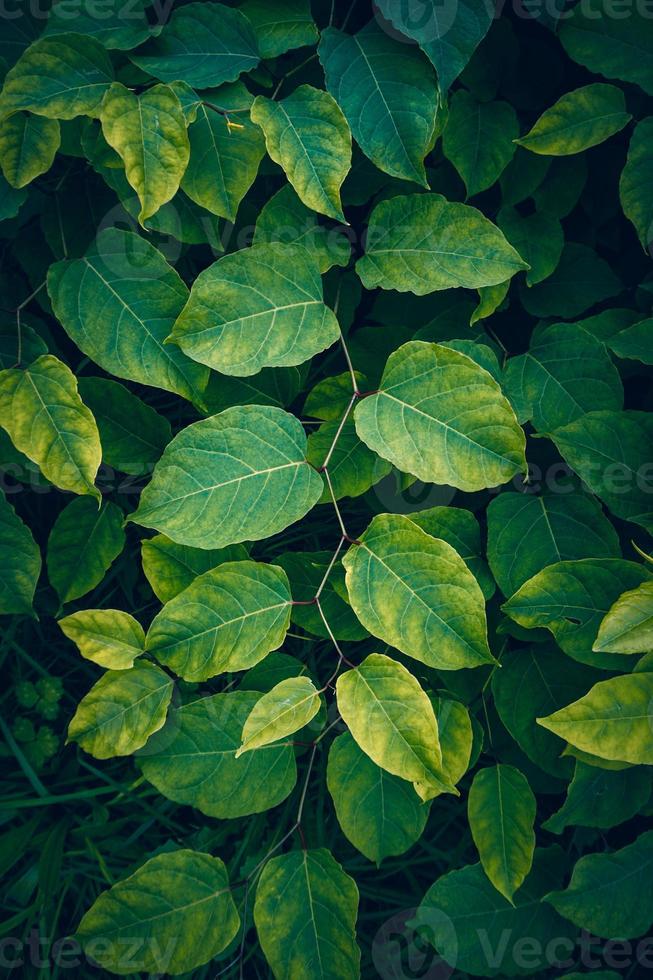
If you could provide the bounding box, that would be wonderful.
[1,1,653,977]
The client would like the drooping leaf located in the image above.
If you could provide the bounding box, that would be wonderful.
[0,488,41,615]
[253,184,351,273]
[0,112,60,188]
[237,676,321,755]
[141,535,248,604]
[538,672,653,765]
[354,341,526,491]
[487,491,620,597]
[319,22,438,187]
[139,691,297,818]
[443,91,518,196]
[251,85,351,222]
[516,84,631,156]
[356,194,527,294]
[335,652,454,800]
[543,761,651,834]
[168,243,341,376]
[47,498,125,605]
[594,580,653,655]
[59,608,145,670]
[343,513,493,670]
[99,83,190,224]
[48,229,208,405]
[130,2,260,88]
[0,354,101,498]
[145,560,292,681]
[68,660,173,759]
[620,117,653,252]
[76,850,240,975]
[241,0,318,58]
[468,764,536,903]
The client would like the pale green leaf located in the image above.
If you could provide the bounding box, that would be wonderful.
[237,676,321,755]
[516,84,631,156]
[594,580,653,654]
[251,85,351,222]
[0,112,60,188]
[0,354,101,497]
[343,513,493,670]
[58,608,145,670]
[47,497,125,605]
[146,560,291,682]
[168,243,340,376]
[470,280,510,324]
[141,535,248,604]
[354,341,526,491]
[130,405,323,550]
[620,118,653,252]
[76,849,240,976]
[443,91,518,196]
[0,488,41,616]
[253,184,351,274]
[68,660,173,759]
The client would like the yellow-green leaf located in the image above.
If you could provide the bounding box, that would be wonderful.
[0,112,60,187]
[58,609,145,670]
[236,676,321,755]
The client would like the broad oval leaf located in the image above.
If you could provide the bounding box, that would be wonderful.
[620,117,653,252]
[468,764,536,903]
[254,848,360,980]
[130,405,323,549]
[139,691,297,818]
[516,84,631,156]
[354,341,526,491]
[0,488,41,616]
[236,676,321,755]
[168,243,341,376]
[47,498,125,605]
[48,229,209,405]
[59,609,145,670]
[443,91,518,197]
[343,513,493,670]
[251,85,351,222]
[68,660,173,759]
[336,652,453,800]
[130,2,260,88]
[594,580,653,655]
[0,354,101,498]
[319,22,438,186]
[141,535,248,604]
[76,849,240,975]
[537,672,653,766]
[357,194,527,294]
[146,560,292,682]
[0,112,60,188]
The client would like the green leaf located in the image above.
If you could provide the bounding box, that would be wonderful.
[319,22,439,187]
[47,498,125,605]
[520,243,622,320]
[58,608,145,670]
[68,660,173,759]
[130,2,260,88]
[594,580,653,654]
[487,491,620,598]
[237,676,321,755]
[343,513,493,670]
[443,91,518,197]
[130,405,323,549]
[139,691,297,818]
[45,0,153,50]
[504,323,623,432]
[470,280,510,324]
[608,317,653,364]
[546,410,653,534]
[181,82,265,221]
[0,354,101,497]
[0,174,27,220]
[327,732,429,865]
[0,488,41,615]
[416,848,575,977]
[276,550,368,641]
[545,831,653,939]
[0,33,114,120]
[306,420,390,502]
[77,377,171,477]
[357,194,527,294]
[241,0,318,59]
[410,505,495,599]
[335,652,454,800]
[99,83,190,224]
[468,764,536,903]
[48,229,209,405]
[141,535,248,604]
[375,0,493,92]
[560,0,653,96]
[76,849,240,975]
[354,341,526,491]
[516,84,630,156]
[503,559,652,667]
[543,761,651,834]
[254,848,360,980]
[168,243,340,376]
[254,184,351,274]
[251,85,351,222]
[620,117,653,252]
[145,560,291,682]
[0,112,60,188]
[538,672,653,765]
[497,207,563,286]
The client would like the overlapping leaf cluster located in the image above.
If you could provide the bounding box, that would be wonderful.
[1,0,653,976]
